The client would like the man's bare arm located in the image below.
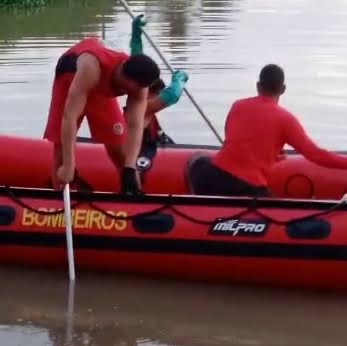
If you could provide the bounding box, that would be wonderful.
[59,53,100,181]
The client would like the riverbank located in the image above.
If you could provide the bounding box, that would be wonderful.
[0,0,49,10]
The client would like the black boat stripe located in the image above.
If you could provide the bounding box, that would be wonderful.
[0,231,347,261]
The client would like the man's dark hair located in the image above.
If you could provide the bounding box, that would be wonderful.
[258,64,285,95]
[149,78,165,94]
[122,54,160,87]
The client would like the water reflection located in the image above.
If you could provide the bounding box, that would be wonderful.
[128,0,242,68]
[2,0,347,146]
[1,267,347,346]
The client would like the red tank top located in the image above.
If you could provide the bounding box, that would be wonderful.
[64,37,129,97]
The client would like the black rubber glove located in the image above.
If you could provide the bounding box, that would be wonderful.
[121,167,141,195]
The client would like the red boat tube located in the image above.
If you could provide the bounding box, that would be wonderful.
[0,186,346,292]
[0,134,347,199]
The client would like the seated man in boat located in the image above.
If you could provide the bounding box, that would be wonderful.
[43,36,160,194]
[188,64,347,197]
[128,15,189,148]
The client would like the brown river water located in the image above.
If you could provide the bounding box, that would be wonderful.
[1,0,347,345]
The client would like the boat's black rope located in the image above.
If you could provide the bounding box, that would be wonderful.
[88,201,173,221]
[4,187,84,215]
[2,186,346,226]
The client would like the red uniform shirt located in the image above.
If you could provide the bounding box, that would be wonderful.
[44,37,129,145]
[64,37,129,97]
[212,95,347,187]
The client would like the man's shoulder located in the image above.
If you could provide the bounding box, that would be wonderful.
[230,96,259,110]
[75,37,129,59]
[233,95,257,104]
[275,102,296,119]
[230,96,250,106]
[77,52,100,70]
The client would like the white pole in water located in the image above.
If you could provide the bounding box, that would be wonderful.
[63,183,76,281]
[118,0,223,145]
[65,279,76,344]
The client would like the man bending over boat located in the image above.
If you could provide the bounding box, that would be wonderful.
[43,37,160,194]
[128,15,189,147]
[188,64,347,197]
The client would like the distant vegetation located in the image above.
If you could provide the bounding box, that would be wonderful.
[0,0,49,10]
[0,0,113,40]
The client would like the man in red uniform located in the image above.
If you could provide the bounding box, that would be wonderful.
[44,37,160,194]
[188,64,347,197]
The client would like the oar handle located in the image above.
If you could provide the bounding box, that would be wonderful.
[118,0,223,145]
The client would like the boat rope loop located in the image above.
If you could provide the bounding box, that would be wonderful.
[3,187,346,226]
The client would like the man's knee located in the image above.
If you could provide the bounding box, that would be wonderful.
[185,152,210,194]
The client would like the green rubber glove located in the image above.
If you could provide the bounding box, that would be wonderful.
[130,14,146,55]
[159,70,189,107]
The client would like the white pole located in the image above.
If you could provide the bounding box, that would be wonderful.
[63,183,76,281]
[118,0,223,145]
[65,279,75,344]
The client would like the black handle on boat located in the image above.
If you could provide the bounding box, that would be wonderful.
[118,0,223,145]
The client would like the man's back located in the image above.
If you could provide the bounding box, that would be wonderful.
[213,94,347,188]
[213,95,291,186]
[57,38,129,97]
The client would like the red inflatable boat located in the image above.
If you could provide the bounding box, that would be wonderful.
[0,185,347,292]
[1,134,347,199]
[0,134,347,292]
